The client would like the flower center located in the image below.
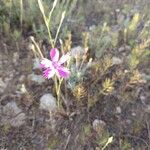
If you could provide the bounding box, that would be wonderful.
[52,62,59,69]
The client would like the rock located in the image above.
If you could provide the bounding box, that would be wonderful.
[13,52,19,65]
[112,57,122,65]
[89,25,96,31]
[92,119,106,134]
[19,75,26,83]
[116,106,121,114]
[1,102,26,127]
[33,58,41,70]
[132,112,136,116]
[70,46,85,58]
[141,73,150,82]
[144,105,150,113]
[28,73,45,84]
[140,94,145,101]
[40,94,57,112]
[126,119,132,124]
[118,45,131,52]
[140,95,146,104]
[117,14,125,24]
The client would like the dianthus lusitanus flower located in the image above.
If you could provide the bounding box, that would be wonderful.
[40,48,70,79]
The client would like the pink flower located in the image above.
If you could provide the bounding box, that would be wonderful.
[40,48,70,79]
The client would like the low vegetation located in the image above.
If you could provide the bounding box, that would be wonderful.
[0,0,150,149]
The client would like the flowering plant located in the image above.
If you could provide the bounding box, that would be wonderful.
[41,48,70,79]
[33,0,70,108]
[40,48,70,108]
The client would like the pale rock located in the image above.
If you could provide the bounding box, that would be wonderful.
[92,119,106,133]
[144,105,150,113]
[89,25,96,31]
[40,94,57,112]
[132,112,136,116]
[33,58,41,70]
[116,106,121,114]
[1,102,26,127]
[112,57,122,65]
[13,52,19,65]
[118,45,131,52]
[126,119,132,124]
[141,73,150,82]
[140,95,146,105]
[19,75,26,82]
[28,73,45,84]
[71,46,84,57]
[118,46,125,52]
[117,14,125,24]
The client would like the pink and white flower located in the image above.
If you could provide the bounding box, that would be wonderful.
[40,48,70,79]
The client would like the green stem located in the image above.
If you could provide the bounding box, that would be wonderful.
[54,11,66,46]
[55,76,63,108]
[37,0,54,48]
[20,0,23,31]
[45,21,54,48]
[54,75,58,93]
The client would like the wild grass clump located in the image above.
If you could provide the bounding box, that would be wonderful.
[0,0,78,39]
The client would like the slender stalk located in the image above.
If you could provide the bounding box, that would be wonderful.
[48,0,58,23]
[54,75,58,93]
[30,37,44,58]
[46,22,54,48]
[56,77,63,108]
[38,0,54,47]
[20,0,23,31]
[9,0,12,28]
[54,11,66,46]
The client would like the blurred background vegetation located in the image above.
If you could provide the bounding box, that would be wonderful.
[0,0,150,52]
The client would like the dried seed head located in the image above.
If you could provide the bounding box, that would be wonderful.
[73,84,86,101]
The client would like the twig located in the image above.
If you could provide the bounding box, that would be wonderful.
[64,134,71,150]
[146,120,150,143]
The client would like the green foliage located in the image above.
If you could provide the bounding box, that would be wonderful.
[101,78,114,95]
[79,123,92,144]
[89,23,112,58]
[129,39,150,70]
[0,0,78,39]
[30,0,78,33]
[82,124,92,136]
[121,139,132,150]
[48,136,60,149]
[12,29,21,41]
[128,13,140,33]
[73,84,86,102]
[96,130,113,150]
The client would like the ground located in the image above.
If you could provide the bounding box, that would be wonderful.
[0,0,150,150]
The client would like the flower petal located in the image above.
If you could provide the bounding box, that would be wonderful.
[50,48,59,62]
[43,68,55,79]
[40,58,53,69]
[58,53,70,65]
[57,66,70,78]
